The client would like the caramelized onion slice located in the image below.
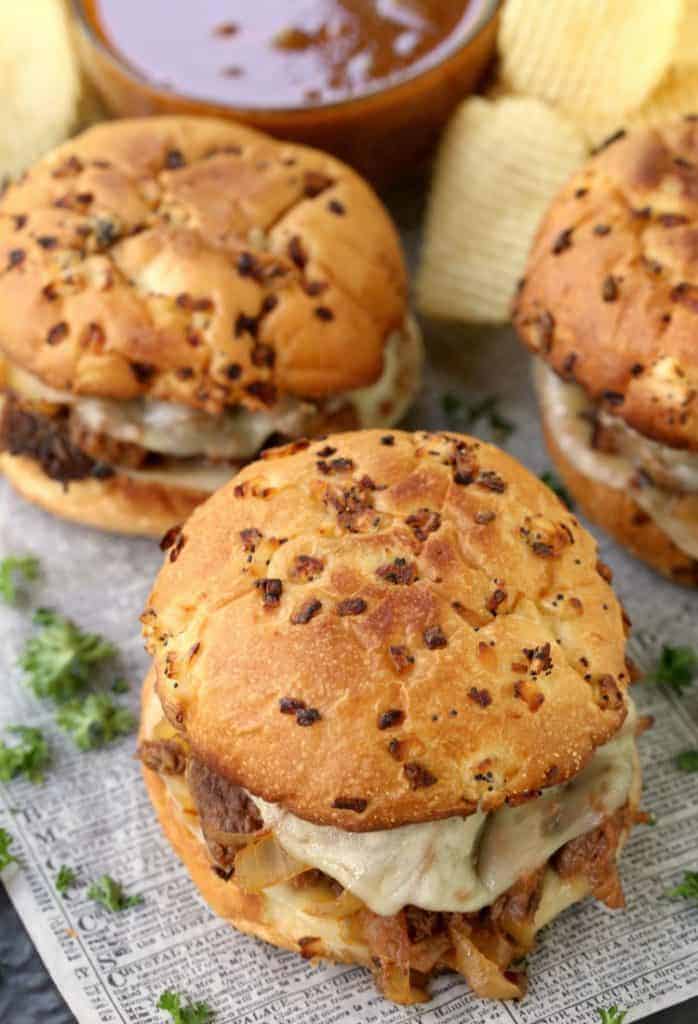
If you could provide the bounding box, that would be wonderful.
[234,833,307,893]
[206,827,266,853]
[446,918,525,1000]
[300,888,364,920]
[377,962,428,1005]
[165,773,198,815]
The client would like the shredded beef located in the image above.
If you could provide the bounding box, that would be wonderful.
[138,738,187,775]
[291,869,344,896]
[404,906,444,943]
[490,867,545,944]
[187,757,263,839]
[186,757,263,867]
[69,411,156,469]
[0,392,112,484]
[551,805,629,908]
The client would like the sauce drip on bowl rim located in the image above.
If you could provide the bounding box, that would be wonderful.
[85,0,480,109]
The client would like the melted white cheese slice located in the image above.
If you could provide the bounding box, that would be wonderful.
[7,318,422,467]
[535,362,698,559]
[255,702,637,917]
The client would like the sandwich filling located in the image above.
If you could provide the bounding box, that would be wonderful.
[141,695,639,1001]
[535,362,698,560]
[0,318,421,493]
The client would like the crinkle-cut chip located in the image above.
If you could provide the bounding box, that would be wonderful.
[498,0,682,122]
[0,0,79,180]
[417,96,588,324]
[624,67,698,130]
[674,0,698,67]
[582,69,698,148]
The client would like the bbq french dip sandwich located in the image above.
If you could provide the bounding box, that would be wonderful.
[139,429,643,1004]
[513,118,698,585]
[0,116,420,535]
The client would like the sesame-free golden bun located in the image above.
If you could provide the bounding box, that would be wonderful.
[142,429,633,832]
[0,115,409,412]
[0,451,207,537]
[513,118,698,452]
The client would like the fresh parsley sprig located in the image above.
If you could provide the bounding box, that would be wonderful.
[598,1009,627,1024]
[56,695,135,751]
[677,750,698,772]
[668,870,698,902]
[0,828,18,870]
[441,392,515,444]
[20,608,117,704]
[0,726,49,783]
[158,990,215,1024]
[55,865,78,896]
[87,874,143,913]
[540,470,575,510]
[0,555,39,604]
[646,645,698,697]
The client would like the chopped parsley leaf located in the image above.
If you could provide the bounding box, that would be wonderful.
[21,608,116,704]
[677,749,698,772]
[646,645,698,696]
[55,865,77,895]
[56,694,134,751]
[0,828,18,870]
[0,726,49,783]
[157,990,215,1024]
[668,870,698,902]
[111,677,129,694]
[441,392,462,418]
[540,470,575,510]
[441,392,515,444]
[598,1009,627,1024]
[87,875,143,912]
[0,555,39,604]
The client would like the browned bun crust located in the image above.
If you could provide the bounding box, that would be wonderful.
[0,116,407,412]
[513,118,698,451]
[0,452,204,536]
[542,421,698,587]
[142,429,632,831]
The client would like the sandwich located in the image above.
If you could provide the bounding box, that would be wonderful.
[139,428,642,1003]
[513,118,698,585]
[0,116,420,535]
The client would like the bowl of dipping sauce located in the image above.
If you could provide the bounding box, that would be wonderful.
[72,0,500,185]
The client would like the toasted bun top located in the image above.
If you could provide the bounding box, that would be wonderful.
[513,119,698,451]
[142,429,631,831]
[0,117,407,412]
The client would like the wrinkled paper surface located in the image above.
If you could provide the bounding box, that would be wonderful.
[1,315,697,1024]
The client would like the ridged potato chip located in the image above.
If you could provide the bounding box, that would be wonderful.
[626,68,698,130]
[674,1,698,67]
[582,69,698,148]
[417,96,588,324]
[0,0,79,181]
[499,0,682,123]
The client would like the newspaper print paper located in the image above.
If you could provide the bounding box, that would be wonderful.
[1,320,697,1024]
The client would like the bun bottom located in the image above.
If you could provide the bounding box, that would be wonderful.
[139,671,640,1000]
[542,422,698,587]
[142,758,371,964]
[139,670,369,966]
[0,453,206,537]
